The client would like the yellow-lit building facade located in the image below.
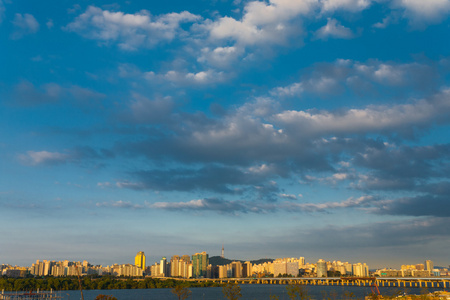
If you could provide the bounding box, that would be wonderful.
[135,251,146,271]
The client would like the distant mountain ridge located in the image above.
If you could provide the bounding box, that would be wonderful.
[209,256,273,266]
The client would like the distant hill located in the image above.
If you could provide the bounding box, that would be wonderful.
[209,256,273,266]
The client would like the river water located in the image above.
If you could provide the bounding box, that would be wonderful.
[60,284,442,300]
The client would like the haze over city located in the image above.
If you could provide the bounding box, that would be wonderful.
[1,0,449,269]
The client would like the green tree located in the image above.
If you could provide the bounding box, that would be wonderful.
[286,284,310,300]
[222,282,242,300]
[171,285,192,300]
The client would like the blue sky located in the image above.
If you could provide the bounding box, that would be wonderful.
[1,0,450,269]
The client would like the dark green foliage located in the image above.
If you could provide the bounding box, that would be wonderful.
[286,284,310,300]
[171,285,192,300]
[222,282,242,300]
[0,276,220,291]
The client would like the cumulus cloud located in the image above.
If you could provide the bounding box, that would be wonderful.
[145,69,228,85]
[315,18,355,40]
[113,87,450,201]
[393,0,450,25]
[197,46,244,68]
[271,58,437,98]
[320,0,371,12]
[351,143,450,192]
[65,6,201,50]
[207,0,316,46]
[273,90,450,138]
[11,13,39,39]
[271,82,304,97]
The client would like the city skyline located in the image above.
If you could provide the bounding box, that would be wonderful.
[0,249,445,271]
[1,0,450,268]
[3,251,449,280]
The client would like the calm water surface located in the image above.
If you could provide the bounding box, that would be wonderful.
[60,285,442,300]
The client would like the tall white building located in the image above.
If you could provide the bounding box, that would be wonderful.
[316,259,327,277]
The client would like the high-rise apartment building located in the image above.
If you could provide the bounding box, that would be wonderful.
[316,259,327,277]
[352,263,369,277]
[192,252,209,278]
[135,251,146,271]
[425,260,433,275]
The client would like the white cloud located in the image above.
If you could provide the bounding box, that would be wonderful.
[271,58,436,98]
[115,181,146,190]
[207,0,317,46]
[282,195,376,212]
[152,199,206,209]
[279,193,297,200]
[146,69,227,85]
[18,151,69,166]
[273,89,450,136]
[373,64,404,84]
[320,0,372,12]
[11,13,40,39]
[271,82,304,97]
[65,6,200,50]
[315,18,354,40]
[197,46,244,68]
[394,0,450,23]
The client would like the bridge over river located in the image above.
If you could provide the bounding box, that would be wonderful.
[181,277,450,289]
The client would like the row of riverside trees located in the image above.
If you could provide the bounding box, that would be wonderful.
[0,276,221,292]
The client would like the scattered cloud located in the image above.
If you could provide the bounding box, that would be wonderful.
[120,93,175,124]
[273,90,450,138]
[315,18,355,40]
[65,6,201,50]
[11,13,39,39]
[371,195,450,217]
[197,46,244,68]
[18,147,114,166]
[279,193,297,200]
[151,198,250,214]
[206,0,316,46]
[297,216,450,249]
[11,81,105,109]
[145,69,228,85]
[271,58,439,98]
[96,200,144,209]
[320,0,372,13]
[393,0,450,25]
[18,151,69,166]
[46,19,54,29]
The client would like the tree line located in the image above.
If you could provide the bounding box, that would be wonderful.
[0,276,221,292]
